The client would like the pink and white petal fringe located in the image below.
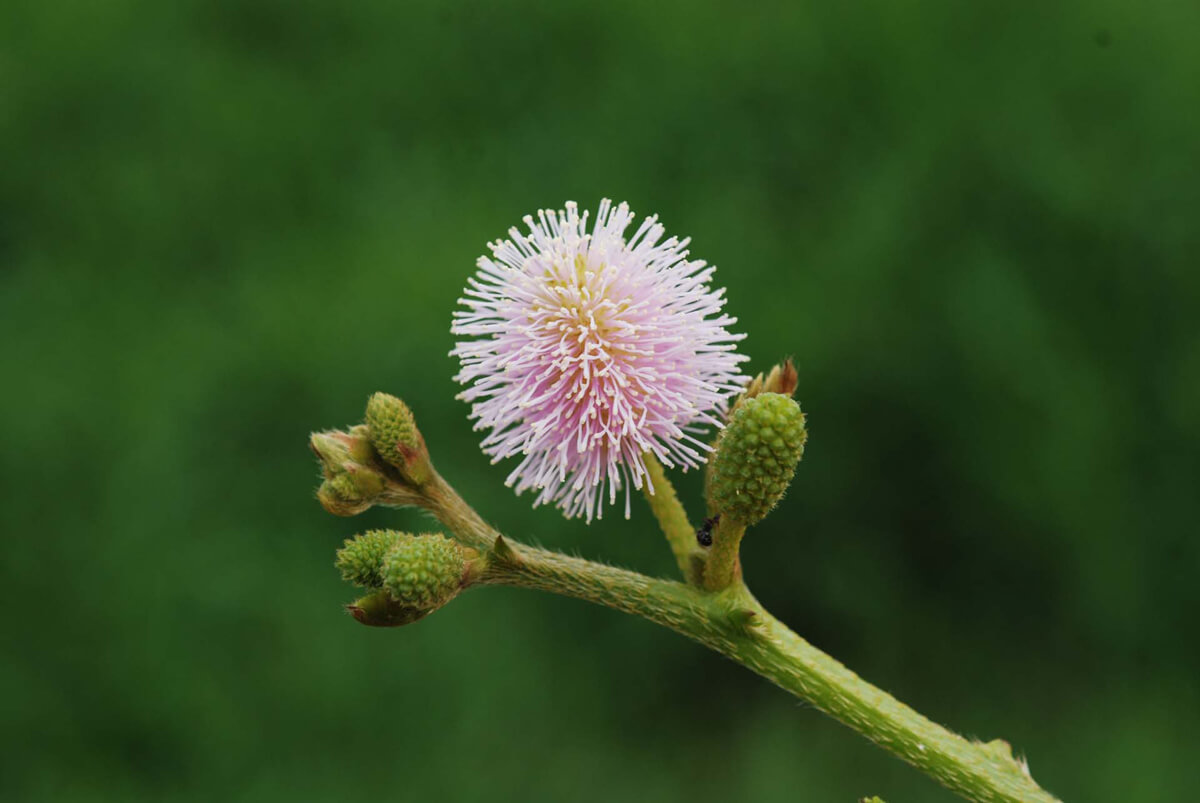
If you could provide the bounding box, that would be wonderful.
[451,200,748,522]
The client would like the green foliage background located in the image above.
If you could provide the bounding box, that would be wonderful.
[3,0,1197,800]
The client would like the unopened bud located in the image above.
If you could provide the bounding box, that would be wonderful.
[336,529,402,588]
[339,531,481,627]
[315,460,387,516]
[318,475,372,516]
[309,430,353,477]
[311,426,387,517]
[346,590,433,627]
[381,533,473,609]
[365,393,431,485]
[708,393,806,525]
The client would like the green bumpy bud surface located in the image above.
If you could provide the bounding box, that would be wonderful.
[365,392,429,482]
[336,530,403,588]
[325,473,361,501]
[709,392,807,525]
[318,475,371,516]
[382,533,467,609]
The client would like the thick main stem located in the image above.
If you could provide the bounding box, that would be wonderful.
[381,472,1058,803]
[475,545,1057,803]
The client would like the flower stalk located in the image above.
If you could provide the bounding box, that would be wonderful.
[701,516,747,591]
[473,542,1054,803]
[640,452,703,583]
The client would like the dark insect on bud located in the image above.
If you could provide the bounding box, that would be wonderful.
[696,515,719,547]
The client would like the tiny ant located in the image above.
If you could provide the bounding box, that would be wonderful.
[696,515,720,547]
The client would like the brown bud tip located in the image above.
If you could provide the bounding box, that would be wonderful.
[726,358,799,420]
[346,603,368,624]
[763,358,798,397]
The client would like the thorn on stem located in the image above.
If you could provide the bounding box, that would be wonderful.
[491,534,519,565]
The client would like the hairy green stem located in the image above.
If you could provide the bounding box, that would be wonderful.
[640,453,701,582]
[703,516,746,591]
[476,542,1058,803]
[374,470,1057,803]
[387,468,497,551]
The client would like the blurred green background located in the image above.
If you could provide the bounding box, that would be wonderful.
[3,0,1198,800]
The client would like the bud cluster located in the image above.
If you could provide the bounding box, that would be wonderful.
[336,530,480,627]
[311,426,388,516]
[310,393,434,517]
[365,392,431,485]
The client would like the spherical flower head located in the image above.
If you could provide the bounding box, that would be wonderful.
[451,200,749,522]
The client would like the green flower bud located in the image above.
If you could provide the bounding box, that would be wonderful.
[708,393,806,525]
[310,426,377,474]
[339,532,482,627]
[309,430,352,476]
[316,462,386,517]
[336,529,403,588]
[317,474,371,516]
[365,392,431,485]
[381,533,470,609]
[343,424,378,465]
[346,590,432,628]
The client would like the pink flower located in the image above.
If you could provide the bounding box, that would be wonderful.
[451,200,748,521]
